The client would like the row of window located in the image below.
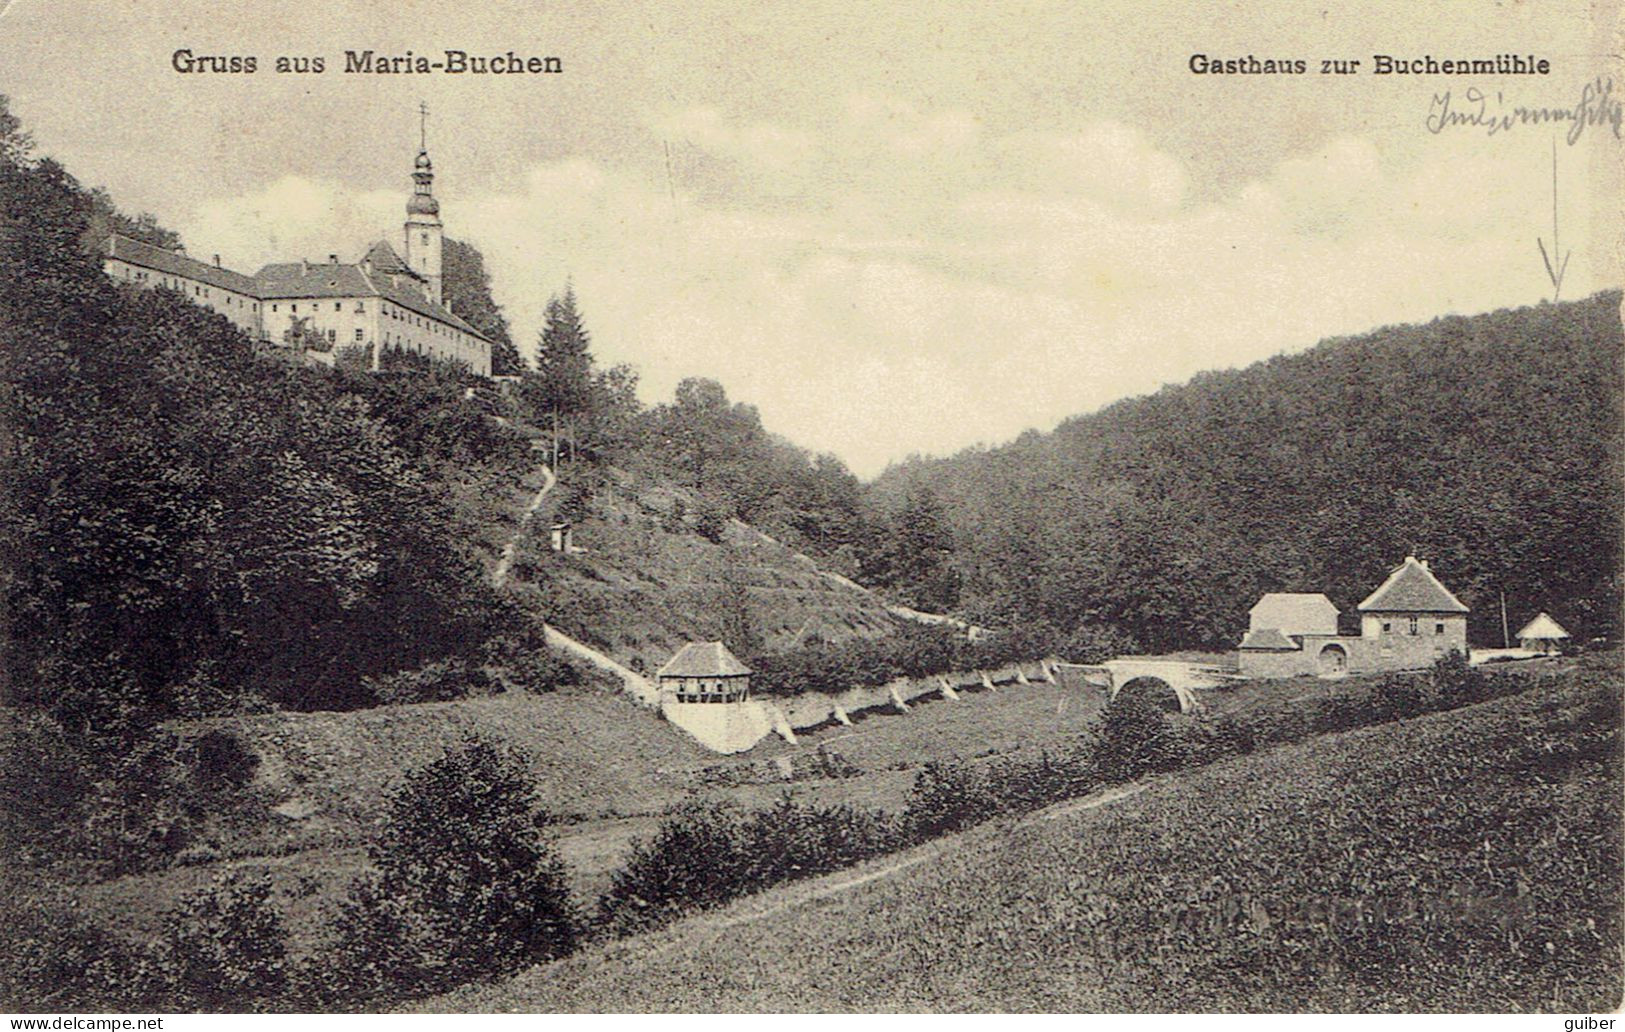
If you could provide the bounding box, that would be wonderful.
[1380,618,1448,636]
[671,691,751,704]
[271,300,366,314]
[386,304,459,338]
[117,265,259,312]
[264,297,470,345]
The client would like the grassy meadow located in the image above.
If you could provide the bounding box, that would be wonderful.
[431,660,1622,1012]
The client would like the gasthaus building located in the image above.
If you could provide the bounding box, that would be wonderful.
[1237,556,1470,679]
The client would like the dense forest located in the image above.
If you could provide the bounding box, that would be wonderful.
[867,292,1625,651]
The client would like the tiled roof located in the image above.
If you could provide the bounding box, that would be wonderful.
[254,261,377,299]
[1238,628,1299,651]
[657,641,752,678]
[106,234,259,295]
[363,268,488,340]
[361,239,415,277]
[1248,593,1339,635]
[1515,612,1569,640]
[252,257,489,341]
[1358,557,1469,613]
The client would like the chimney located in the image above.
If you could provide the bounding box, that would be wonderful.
[329,253,338,265]
[213,254,221,267]
[301,259,309,274]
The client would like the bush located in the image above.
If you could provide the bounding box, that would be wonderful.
[1305,688,1384,737]
[1183,714,1258,767]
[993,749,1098,813]
[320,736,578,1002]
[312,874,436,1007]
[0,713,88,864]
[1375,672,1428,721]
[742,795,898,885]
[1427,649,1487,709]
[0,901,156,1011]
[692,496,730,543]
[598,801,750,935]
[156,873,289,1011]
[364,657,500,705]
[1059,623,1138,664]
[81,729,203,876]
[1094,692,1188,783]
[595,795,899,937]
[186,728,259,789]
[903,760,1001,841]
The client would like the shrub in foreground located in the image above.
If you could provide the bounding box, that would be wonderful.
[903,760,1002,841]
[743,795,899,884]
[598,801,751,936]
[157,873,289,1011]
[1094,691,1188,783]
[318,737,577,1003]
[0,901,156,1011]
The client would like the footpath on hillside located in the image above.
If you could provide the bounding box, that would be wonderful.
[489,451,659,706]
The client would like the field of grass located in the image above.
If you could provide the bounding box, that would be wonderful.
[785,679,1106,774]
[34,652,1601,992]
[434,664,1622,1012]
[200,686,716,855]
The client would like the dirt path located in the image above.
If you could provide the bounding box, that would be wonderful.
[492,462,556,589]
[543,624,657,706]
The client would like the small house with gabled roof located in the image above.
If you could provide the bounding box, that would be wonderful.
[656,641,752,704]
[1248,593,1339,637]
[1357,556,1469,668]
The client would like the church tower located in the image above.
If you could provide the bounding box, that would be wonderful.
[404,102,443,305]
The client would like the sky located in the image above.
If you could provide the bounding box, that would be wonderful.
[1,0,1620,477]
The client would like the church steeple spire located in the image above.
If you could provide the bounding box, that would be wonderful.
[404,101,443,304]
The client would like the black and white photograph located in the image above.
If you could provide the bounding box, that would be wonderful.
[0,0,1621,1018]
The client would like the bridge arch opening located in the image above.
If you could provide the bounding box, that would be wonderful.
[1116,676,1182,713]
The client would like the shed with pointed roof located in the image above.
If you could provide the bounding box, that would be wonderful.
[1515,612,1570,655]
[657,641,752,704]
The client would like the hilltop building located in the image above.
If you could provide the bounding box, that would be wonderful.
[100,110,491,376]
[1515,612,1570,655]
[1238,556,1470,678]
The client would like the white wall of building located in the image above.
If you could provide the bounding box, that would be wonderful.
[377,297,490,376]
[104,257,263,339]
[262,296,378,356]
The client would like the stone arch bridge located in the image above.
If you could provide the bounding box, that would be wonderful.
[1056,658,1238,713]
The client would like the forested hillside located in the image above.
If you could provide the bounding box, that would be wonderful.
[0,98,578,875]
[868,293,1624,651]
